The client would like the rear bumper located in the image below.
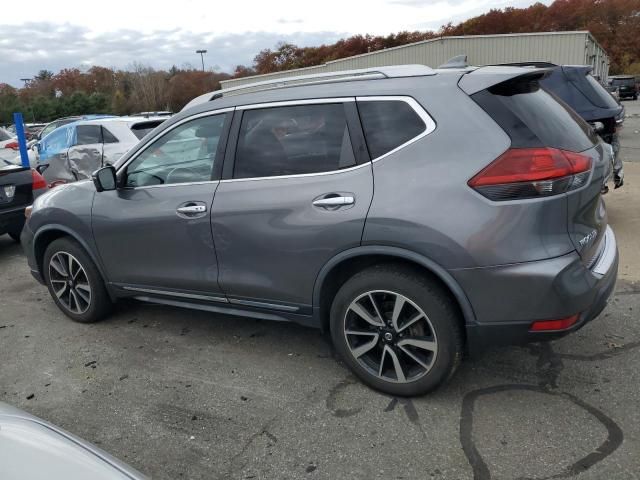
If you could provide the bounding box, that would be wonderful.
[454,226,619,354]
[0,205,27,234]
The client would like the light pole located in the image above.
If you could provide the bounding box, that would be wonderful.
[196,50,207,72]
[19,78,35,121]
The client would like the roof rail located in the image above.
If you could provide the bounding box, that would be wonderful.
[182,65,436,110]
[491,61,558,68]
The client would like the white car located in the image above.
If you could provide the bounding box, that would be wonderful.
[0,402,147,479]
[37,116,167,184]
[0,127,20,166]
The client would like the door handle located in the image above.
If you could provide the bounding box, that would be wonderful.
[312,196,355,207]
[177,205,207,214]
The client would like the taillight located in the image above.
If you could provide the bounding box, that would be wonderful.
[31,169,48,190]
[468,148,592,200]
[4,141,19,150]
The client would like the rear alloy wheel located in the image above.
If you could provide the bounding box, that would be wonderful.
[344,291,438,383]
[43,238,112,323]
[331,266,463,396]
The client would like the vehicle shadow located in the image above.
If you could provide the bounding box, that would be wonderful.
[0,234,22,255]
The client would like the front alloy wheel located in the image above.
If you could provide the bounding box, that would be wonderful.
[344,291,438,383]
[48,252,92,314]
[43,237,112,323]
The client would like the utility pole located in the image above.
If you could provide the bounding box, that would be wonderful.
[20,78,31,87]
[196,50,207,72]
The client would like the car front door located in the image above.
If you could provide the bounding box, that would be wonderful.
[211,99,373,313]
[92,111,232,299]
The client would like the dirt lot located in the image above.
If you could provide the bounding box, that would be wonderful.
[1,101,640,480]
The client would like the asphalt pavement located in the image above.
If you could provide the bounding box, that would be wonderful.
[1,100,639,480]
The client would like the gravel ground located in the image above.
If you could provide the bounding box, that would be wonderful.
[1,99,639,480]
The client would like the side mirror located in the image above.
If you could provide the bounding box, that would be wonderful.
[592,121,605,134]
[92,165,117,192]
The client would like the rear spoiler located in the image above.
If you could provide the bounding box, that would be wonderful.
[458,65,553,95]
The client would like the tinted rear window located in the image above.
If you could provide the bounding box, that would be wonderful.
[611,78,635,87]
[234,103,355,179]
[131,120,164,140]
[357,100,426,159]
[472,79,597,152]
[584,74,619,109]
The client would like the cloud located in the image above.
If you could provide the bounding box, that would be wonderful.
[0,22,344,86]
[277,18,305,24]
[390,0,474,5]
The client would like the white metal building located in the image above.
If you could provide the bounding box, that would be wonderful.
[221,31,609,89]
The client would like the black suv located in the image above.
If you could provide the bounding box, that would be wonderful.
[609,76,638,100]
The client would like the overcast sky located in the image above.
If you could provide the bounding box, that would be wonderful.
[0,0,549,86]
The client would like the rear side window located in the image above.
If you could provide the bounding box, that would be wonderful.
[75,125,102,145]
[472,79,597,152]
[102,127,119,143]
[357,100,426,159]
[234,103,356,179]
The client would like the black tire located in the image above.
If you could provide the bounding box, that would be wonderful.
[43,237,112,323]
[330,265,463,396]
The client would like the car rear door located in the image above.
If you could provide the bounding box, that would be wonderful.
[92,111,232,299]
[66,125,104,180]
[211,99,373,313]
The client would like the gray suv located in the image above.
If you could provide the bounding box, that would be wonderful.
[22,65,618,396]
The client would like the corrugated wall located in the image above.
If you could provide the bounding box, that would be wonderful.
[221,31,610,88]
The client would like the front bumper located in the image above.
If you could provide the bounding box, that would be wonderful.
[454,226,619,353]
[20,221,44,284]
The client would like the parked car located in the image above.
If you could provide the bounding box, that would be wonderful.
[0,127,19,165]
[0,402,147,479]
[37,116,167,185]
[132,111,173,118]
[498,63,625,189]
[37,115,117,141]
[609,75,638,100]
[1,162,47,241]
[23,65,618,396]
[24,123,47,141]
